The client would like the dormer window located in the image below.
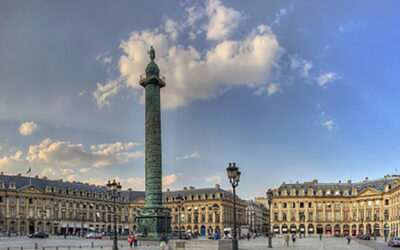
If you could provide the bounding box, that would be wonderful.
[282,189,287,197]
[317,189,322,196]
[9,182,16,189]
[307,188,313,196]
[326,190,331,195]
[290,188,296,196]
[335,190,340,196]
[299,189,305,196]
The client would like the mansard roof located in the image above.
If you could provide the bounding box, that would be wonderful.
[276,176,398,196]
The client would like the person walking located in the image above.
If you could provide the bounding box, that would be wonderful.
[319,233,322,241]
[128,233,134,248]
[292,233,296,247]
[284,233,290,247]
[346,235,351,245]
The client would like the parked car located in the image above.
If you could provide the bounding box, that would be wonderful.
[28,232,49,238]
[388,237,400,247]
[86,232,102,239]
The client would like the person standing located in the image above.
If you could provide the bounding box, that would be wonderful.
[247,232,251,241]
[320,233,322,241]
[347,235,351,245]
[292,233,296,247]
[284,234,290,247]
[133,233,138,247]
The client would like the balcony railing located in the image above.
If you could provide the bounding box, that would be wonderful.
[140,73,166,81]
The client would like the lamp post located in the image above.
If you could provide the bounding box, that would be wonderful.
[106,180,122,250]
[177,196,184,239]
[226,162,241,250]
[267,189,273,248]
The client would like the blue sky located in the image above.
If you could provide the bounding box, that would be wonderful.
[1,0,400,199]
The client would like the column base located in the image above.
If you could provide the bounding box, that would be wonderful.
[136,207,171,240]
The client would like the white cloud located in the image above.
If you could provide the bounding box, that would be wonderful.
[322,119,335,131]
[205,0,241,41]
[185,5,205,26]
[96,53,112,64]
[117,22,281,109]
[19,121,38,136]
[163,174,178,187]
[254,83,281,96]
[316,72,338,86]
[78,90,87,96]
[0,151,25,173]
[92,79,122,108]
[205,175,221,183]
[60,168,74,175]
[26,138,143,168]
[254,87,266,96]
[165,19,179,41]
[79,168,90,173]
[176,151,200,160]
[290,56,313,78]
[267,83,281,96]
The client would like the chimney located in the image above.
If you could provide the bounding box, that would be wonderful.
[296,181,299,184]
[365,177,369,181]
[128,188,132,191]
[189,186,195,190]
[35,175,39,178]
[58,179,63,182]
[215,184,220,189]
[42,176,47,180]
[183,187,188,190]
[313,179,318,184]
[166,188,170,192]
[339,180,341,183]
[347,180,351,184]
[17,173,21,176]
[0,172,3,175]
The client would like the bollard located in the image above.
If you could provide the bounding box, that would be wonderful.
[43,248,45,250]
[21,247,23,250]
[100,246,103,249]
[35,243,38,250]
[56,247,58,250]
[68,246,70,249]
[79,246,82,249]
[91,242,94,248]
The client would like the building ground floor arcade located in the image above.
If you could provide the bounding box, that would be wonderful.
[272,222,393,237]
[0,219,133,236]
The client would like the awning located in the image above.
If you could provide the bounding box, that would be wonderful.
[282,228,287,232]
[309,228,314,232]
[273,229,279,232]
[124,225,129,229]
[300,228,305,232]
[76,223,82,228]
[61,223,67,228]
[89,227,95,231]
[69,224,75,228]
[84,224,89,229]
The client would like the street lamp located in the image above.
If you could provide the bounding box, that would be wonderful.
[177,196,184,239]
[226,162,241,250]
[106,180,122,250]
[267,189,273,248]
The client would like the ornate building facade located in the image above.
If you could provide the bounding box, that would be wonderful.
[270,175,400,237]
[163,184,246,236]
[0,173,245,237]
[245,200,265,234]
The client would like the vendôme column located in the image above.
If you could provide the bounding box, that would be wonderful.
[136,46,171,240]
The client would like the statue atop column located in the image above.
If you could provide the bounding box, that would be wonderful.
[148,46,155,61]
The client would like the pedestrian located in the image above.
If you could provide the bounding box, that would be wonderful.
[247,232,250,241]
[284,234,290,247]
[292,233,296,247]
[128,233,134,248]
[319,233,322,241]
[134,233,138,247]
[347,235,351,245]
[160,237,168,250]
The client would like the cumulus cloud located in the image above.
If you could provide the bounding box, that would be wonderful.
[117,21,281,109]
[176,151,200,161]
[316,72,338,86]
[96,53,112,64]
[205,175,221,183]
[254,83,281,96]
[19,122,38,136]
[205,0,241,41]
[92,79,123,108]
[0,151,25,173]
[26,138,143,168]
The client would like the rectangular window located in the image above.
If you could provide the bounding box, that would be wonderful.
[326,203,331,208]
[308,202,312,208]
[326,212,331,221]
[274,213,278,220]
[308,212,313,221]
[335,212,340,220]
[335,203,340,208]
[317,212,322,221]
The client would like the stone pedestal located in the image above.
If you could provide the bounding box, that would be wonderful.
[137,207,171,240]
